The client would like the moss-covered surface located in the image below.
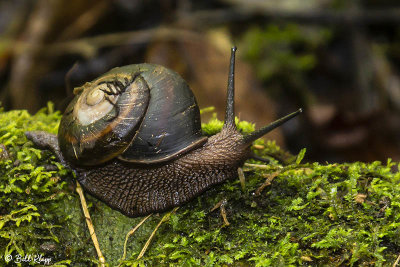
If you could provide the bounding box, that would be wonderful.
[1,105,400,266]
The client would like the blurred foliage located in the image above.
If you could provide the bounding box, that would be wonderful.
[0,106,400,265]
[241,23,332,101]
[242,24,331,81]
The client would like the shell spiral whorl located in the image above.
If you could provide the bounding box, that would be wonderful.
[58,64,206,167]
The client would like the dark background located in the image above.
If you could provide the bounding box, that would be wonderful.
[1,0,400,163]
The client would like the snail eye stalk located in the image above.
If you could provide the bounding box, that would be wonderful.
[222,46,302,143]
[243,109,303,145]
[223,46,237,130]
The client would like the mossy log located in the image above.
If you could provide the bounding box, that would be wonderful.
[0,104,399,266]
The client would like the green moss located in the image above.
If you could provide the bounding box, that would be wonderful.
[1,105,400,266]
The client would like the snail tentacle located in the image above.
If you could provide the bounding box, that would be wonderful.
[25,131,68,167]
[242,109,303,145]
[221,47,301,146]
[223,46,237,130]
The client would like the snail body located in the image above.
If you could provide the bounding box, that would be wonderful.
[26,48,301,217]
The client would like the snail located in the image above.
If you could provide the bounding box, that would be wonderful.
[25,47,302,217]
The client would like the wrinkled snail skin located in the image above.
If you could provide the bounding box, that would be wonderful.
[75,128,248,217]
[25,47,302,217]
